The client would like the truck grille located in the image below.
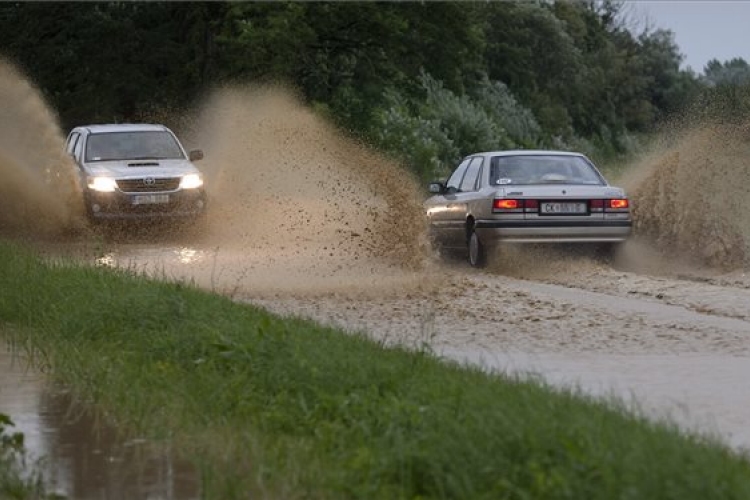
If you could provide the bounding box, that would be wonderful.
[117,177,180,193]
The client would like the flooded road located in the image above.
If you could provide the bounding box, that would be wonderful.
[0,344,201,499]
[44,238,750,457]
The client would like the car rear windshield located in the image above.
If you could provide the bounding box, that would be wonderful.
[489,155,605,186]
[85,131,185,162]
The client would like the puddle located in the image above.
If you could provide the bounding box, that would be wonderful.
[0,344,201,499]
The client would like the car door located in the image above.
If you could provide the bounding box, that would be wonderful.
[444,156,484,247]
[425,158,470,247]
[426,156,486,248]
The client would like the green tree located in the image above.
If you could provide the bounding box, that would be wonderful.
[696,57,750,121]
[637,29,700,123]
[0,1,703,168]
[0,3,228,129]
[703,57,750,87]
[216,2,484,134]
[482,1,581,137]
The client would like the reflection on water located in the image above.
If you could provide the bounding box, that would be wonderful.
[95,252,117,267]
[94,247,205,269]
[174,247,203,265]
[0,344,201,499]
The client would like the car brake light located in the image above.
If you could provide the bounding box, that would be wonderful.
[493,199,520,210]
[591,199,628,212]
[609,199,629,209]
[493,199,542,212]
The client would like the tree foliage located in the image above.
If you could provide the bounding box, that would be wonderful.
[690,57,750,123]
[0,1,715,178]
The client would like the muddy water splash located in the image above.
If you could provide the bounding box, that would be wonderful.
[198,87,427,263]
[625,124,750,269]
[131,85,434,296]
[0,59,81,237]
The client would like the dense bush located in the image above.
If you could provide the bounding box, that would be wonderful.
[373,73,543,180]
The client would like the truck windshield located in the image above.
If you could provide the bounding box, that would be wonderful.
[85,131,185,162]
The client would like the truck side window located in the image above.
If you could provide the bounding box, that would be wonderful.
[66,132,79,155]
[72,134,84,163]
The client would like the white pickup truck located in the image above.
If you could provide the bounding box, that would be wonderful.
[65,123,207,221]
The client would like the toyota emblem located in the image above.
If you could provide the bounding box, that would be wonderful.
[144,177,156,185]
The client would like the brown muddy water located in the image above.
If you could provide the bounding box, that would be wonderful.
[0,345,201,499]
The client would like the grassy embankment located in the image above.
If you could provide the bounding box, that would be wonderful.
[1,241,749,499]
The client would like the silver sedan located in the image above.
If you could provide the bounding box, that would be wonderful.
[425,150,632,267]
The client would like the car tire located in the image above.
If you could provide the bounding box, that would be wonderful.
[468,229,486,268]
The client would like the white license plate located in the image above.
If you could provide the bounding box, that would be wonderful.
[132,194,170,205]
[540,202,587,214]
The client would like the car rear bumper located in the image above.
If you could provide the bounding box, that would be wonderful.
[475,219,631,244]
[85,189,207,220]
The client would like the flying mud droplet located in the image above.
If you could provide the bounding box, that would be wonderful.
[0,58,82,238]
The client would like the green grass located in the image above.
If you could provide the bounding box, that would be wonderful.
[1,240,749,499]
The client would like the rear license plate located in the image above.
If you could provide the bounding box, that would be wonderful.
[132,194,170,205]
[540,202,587,214]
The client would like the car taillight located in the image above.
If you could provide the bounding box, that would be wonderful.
[493,199,520,210]
[493,199,539,213]
[590,199,629,212]
[609,199,629,210]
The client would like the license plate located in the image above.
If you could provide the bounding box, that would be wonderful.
[132,194,170,205]
[540,202,587,214]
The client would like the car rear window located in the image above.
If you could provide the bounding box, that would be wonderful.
[489,155,605,186]
[85,131,184,162]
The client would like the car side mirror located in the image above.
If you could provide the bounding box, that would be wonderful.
[189,149,204,162]
[428,182,444,194]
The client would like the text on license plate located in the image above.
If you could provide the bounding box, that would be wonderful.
[540,202,587,214]
[132,194,170,205]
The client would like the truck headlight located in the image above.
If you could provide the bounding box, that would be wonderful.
[180,173,203,189]
[87,177,118,192]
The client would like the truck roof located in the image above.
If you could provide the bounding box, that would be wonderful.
[74,123,170,134]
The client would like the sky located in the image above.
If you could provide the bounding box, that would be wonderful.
[629,1,750,73]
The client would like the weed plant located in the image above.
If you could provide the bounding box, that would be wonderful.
[0,412,56,499]
[1,241,749,499]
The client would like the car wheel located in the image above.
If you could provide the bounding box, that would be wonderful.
[468,230,486,268]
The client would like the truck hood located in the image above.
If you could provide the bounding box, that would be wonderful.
[82,159,200,178]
